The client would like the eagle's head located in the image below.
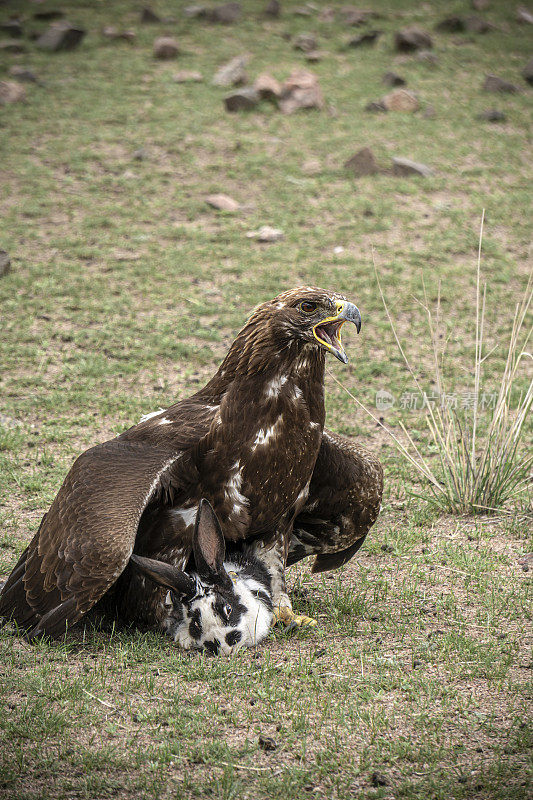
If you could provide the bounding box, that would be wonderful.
[262,286,362,364]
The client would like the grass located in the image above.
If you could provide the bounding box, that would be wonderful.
[1,0,532,798]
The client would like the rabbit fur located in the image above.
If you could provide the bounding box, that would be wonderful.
[130,499,273,655]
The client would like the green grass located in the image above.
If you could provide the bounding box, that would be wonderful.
[0,0,532,798]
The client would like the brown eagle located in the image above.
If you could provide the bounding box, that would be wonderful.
[0,287,383,640]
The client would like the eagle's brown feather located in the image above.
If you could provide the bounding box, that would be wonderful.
[0,287,383,639]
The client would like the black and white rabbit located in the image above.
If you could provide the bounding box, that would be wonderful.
[130,499,273,655]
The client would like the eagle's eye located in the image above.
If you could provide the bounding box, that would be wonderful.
[299,301,317,314]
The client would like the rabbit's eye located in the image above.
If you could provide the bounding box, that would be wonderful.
[222,604,232,621]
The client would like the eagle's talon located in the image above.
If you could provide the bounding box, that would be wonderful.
[273,605,318,629]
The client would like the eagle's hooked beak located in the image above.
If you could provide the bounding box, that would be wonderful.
[313,301,362,364]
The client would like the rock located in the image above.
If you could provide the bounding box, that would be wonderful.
[305,50,324,62]
[206,193,240,211]
[0,250,11,277]
[246,226,284,242]
[342,8,377,26]
[383,89,419,112]
[477,109,506,121]
[184,4,208,17]
[383,71,406,86]
[0,81,26,105]
[34,10,65,21]
[36,22,86,51]
[173,70,203,82]
[483,74,520,93]
[435,16,465,32]
[293,6,312,15]
[207,3,242,23]
[416,49,438,65]
[0,413,22,428]
[348,30,381,47]
[365,100,387,112]
[0,40,25,53]
[141,7,162,23]
[8,66,40,83]
[522,56,533,84]
[153,36,180,58]
[344,147,379,176]
[279,69,324,114]
[132,148,148,160]
[102,26,136,42]
[392,157,433,177]
[371,772,390,788]
[212,55,248,87]
[0,20,23,37]
[258,734,277,751]
[472,0,489,9]
[293,33,317,52]
[224,87,258,111]
[465,15,494,33]
[394,27,433,51]
[254,73,282,101]
[517,5,533,23]
[265,0,280,16]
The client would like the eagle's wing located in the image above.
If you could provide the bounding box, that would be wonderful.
[0,438,192,640]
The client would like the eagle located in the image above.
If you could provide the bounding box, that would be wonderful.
[0,287,383,641]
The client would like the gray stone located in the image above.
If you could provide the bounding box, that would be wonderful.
[207,3,242,23]
[36,22,86,52]
[8,66,40,83]
[102,26,136,42]
[141,7,162,23]
[416,49,438,66]
[206,194,240,211]
[33,10,65,21]
[435,16,465,33]
[173,70,203,83]
[344,147,379,177]
[476,109,506,122]
[383,71,406,87]
[246,226,284,242]
[0,20,23,37]
[212,55,248,87]
[224,87,258,111]
[265,1,280,17]
[522,56,533,85]
[365,100,387,113]
[348,30,381,47]
[0,40,25,53]
[0,251,11,277]
[483,74,520,93]
[258,734,277,751]
[0,81,26,105]
[517,5,533,24]
[394,27,433,51]
[279,68,324,114]
[465,15,494,33]
[293,33,317,52]
[254,73,282,101]
[184,5,208,17]
[392,157,434,177]
[153,36,180,58]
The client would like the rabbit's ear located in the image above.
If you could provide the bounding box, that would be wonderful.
[193,499,227,583]
[130,554,197,597]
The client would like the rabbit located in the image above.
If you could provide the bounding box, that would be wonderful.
[130,499,273,655]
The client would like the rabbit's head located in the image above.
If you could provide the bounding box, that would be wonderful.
[130,499,272,654]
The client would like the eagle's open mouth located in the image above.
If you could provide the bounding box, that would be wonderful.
[313,319,348,363]
[314,320,345,351]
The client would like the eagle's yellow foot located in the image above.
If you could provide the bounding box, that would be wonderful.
[273,604,318,630]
